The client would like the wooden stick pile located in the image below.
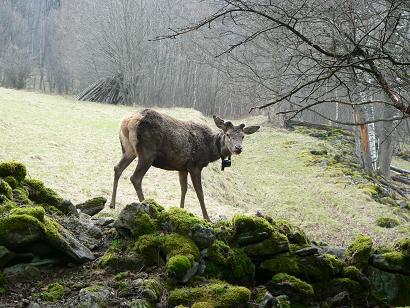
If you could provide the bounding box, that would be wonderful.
[76,74,126,104]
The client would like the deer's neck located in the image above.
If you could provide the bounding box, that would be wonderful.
[212,131,231,162]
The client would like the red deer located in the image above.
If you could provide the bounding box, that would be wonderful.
[109,109,260,221]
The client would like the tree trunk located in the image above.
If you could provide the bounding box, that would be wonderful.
[378,104,396,177]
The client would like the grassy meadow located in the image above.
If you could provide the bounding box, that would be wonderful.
[0,87,409,247]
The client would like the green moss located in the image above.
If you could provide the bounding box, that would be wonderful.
[143,279,161,300]
[22,178,63,208]
[134,234,163,265]
[376,217,399,228]
[233,214,273,236]
[133,212,157,238]
[273,219,310,245]
[321,253,344,274]
[167,255,192,279]
[358,183,381,199]
[0,214,44,246]
[143,199,165,218]
[114,271,130,281]
[331,277,361,293]
[382,251,410,268]
[342,265,361,278]
[213,220,235,243]
[159,207,208,235]
[163,233,200,262]
[12,187,32,205]
[345,234,373,270]
[394,238,410,255]
[271,273,314,297]
[261,255,299,275]
[168,282,251,307]
[0,179,13,200]
[205,240,255,284]
[3,176,17,189]
[380,197,398,207]
[10,206,45,222]
[0,161,27,182]
[41,282,64,302]
[242,232,289,256]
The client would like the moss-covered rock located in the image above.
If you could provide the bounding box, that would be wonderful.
[3,176,17,189]
[273,219,310,245]
[368,265,410,306]
[0,206,94,262]
[394,238,410,255]
[159,207,208,236]
[345,234,373,270]
[167,255,192,280]
[114,201,162,238]
[205,240,255,284]
[134,234,163,266]
[376,216,399,228]
[168,282,251,307]
[213,220,235,243]
[0,179,13,200]
[10,206,45,222]
[163,233,200,262]
[12,187,32,205]
[261,253,344,283]
[371,251,410,275]
[76,197,106,216]
[0,161,27,182]
[341,266,369,288]
[242,232,289,257]
[23,178,63,205]
[268,273,314,301]
[233,215,273,245]
[41,282,65,301]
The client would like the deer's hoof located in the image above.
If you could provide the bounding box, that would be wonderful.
[109,203,115,209]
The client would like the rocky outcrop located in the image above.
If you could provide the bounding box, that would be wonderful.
[0,160,409,307]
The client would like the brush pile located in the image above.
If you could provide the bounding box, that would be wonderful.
[76,74,126,104]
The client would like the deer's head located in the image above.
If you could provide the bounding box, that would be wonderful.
[213,116,260,155]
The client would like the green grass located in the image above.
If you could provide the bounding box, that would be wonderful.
[0,87,408,246]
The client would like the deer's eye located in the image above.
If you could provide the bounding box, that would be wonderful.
[226,133,230,138]
[241,136,244,139]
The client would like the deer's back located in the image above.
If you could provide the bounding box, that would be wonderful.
[135,109,215,170]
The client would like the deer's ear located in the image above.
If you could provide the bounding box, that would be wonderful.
[213,115,226,130]
[243,125,260,135]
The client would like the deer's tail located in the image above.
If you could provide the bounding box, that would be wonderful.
[119,112,143,157]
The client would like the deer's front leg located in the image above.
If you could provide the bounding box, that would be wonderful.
[189,168,210,222]
[179,171,188,209]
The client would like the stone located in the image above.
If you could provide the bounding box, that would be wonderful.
[92,217,115,226]
[78,285,114,308]
[367,265,410,306]
[60,199,78,216]
[192,226,216,249]
[258,291,274,308]
[3,264,41,282]
[295,246,319,257]
[371,253,410,275]
[181,261,199,284]
[114,202,161,238]
[243,234,289,257]
[0,245,14,267]
[76,197,106,216]
[329,291,351,308]
[398,200,409,209]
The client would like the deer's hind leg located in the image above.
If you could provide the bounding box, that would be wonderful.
[109,153,136,209]
[130,150,154,202]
